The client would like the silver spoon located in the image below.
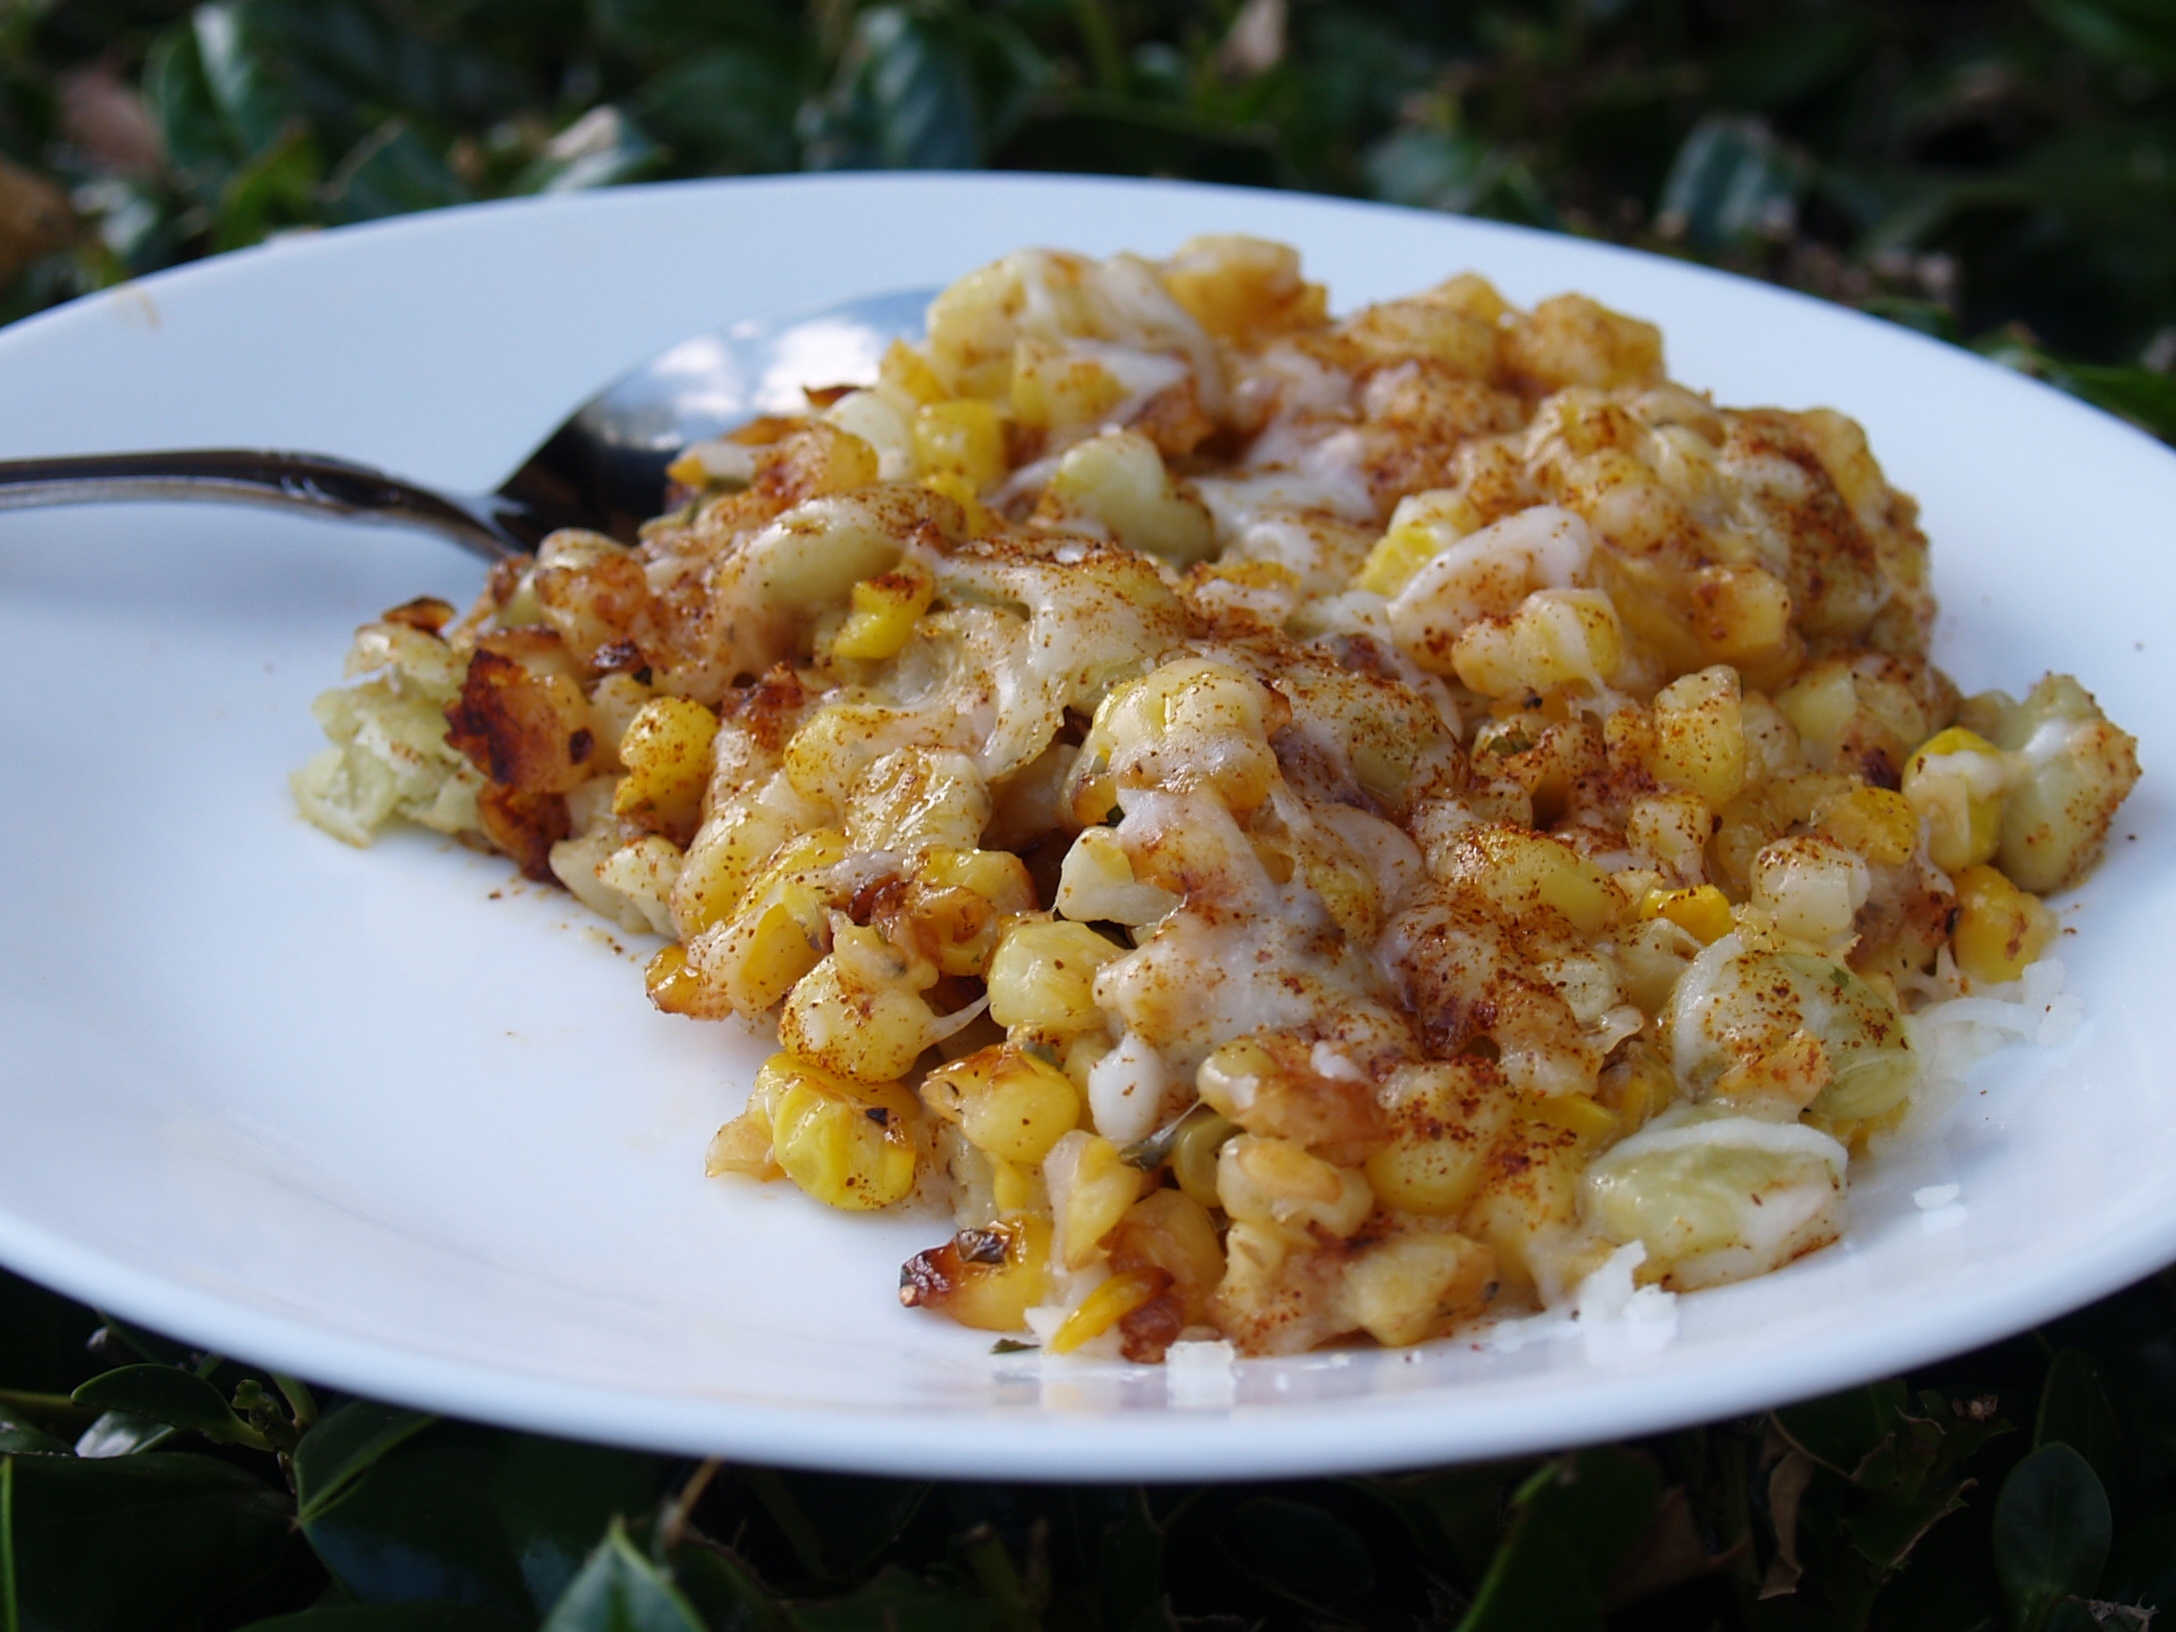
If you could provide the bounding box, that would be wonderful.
[0,287,937,560]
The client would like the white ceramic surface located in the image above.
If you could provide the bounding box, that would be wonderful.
[2,173,2173,1482]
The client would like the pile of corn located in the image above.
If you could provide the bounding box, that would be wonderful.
[296,237,2139,1360]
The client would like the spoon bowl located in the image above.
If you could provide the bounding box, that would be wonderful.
[0,287,935,558]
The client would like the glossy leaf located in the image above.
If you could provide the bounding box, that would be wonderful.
[1454,1449,1661,1632]
[2037,1350,2127,1505]
[293,1400,437,1523]
[72,1410,179,1458]
[7,1451,292,1632]
[71,1364,269,1449]
[1994,1444,2112,1632]
[0,1411,67,1457]
[538,1526,705,1632]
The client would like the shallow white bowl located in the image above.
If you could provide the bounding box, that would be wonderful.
[2,173,2173,1481]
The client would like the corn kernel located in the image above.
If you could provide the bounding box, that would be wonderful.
[1435,824,1627,935]
[880,338,947,407]
[987,921,1122,1036]
[1043,431,1216,566]
[991,1158,1037,1214]
[1048,1267,1171,1355]
[645,942,706,1015]
[672,801,796,937]
[712,883,829,1012]
[1170,1107,1238,1208]
[1526,1094,1618,1144]
[825,561,935,661]
[1356,522,1454,598]
[1652,666,1747,809]
[1108,1189,1226,1324]
[913,399,1007,492]
[768,1059,921,1210]
[844,748,991,856]
[1217,1135,1374,1238]
[612,697,718,834]
[1046,1129,1150,1270]
[1639,884,1734,945]
[922,1043,1083,1167]
[1902,727,2008,872]
[920,471,996,535]
[1814,785,1919,867]
[777,928,937,1084]
[1750,834,1870,946]
[1451,587,1625,698]
[1952,863,2058,984]
[1340,1232,1495,1347]
[898,1215,1053,1332]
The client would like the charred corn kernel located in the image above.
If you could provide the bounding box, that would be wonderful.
[1435,824,1627,935]
[919,471,995,535]
[777,929,936,1085]
[1108,1189,1226,1323]
[1640,884,1734,945]
[768,1062,921,1210]
[1814,785,1919,867]
[1750,834,1871,946]
[1048,1267,1170,1355]
[880,338,947,407]
[921,847,1037,916]
[826,561,935,661]
[645,942,705,1015]
[1048,1130,1150,1270]
[1217,1136,1374,1238]
[612,697,718,831]
[1527,1094,1618,1144]
[898,1215,1052,1332]
[913,400,1006,492]
[1952,863,2059,984]
[922,1043,1083,1167]
[1902,727,2008,872]
[987,920,1122,1035]
[1451,587,1625,698]
[1170,1108,1239,1209]
[1652,665,1747,809]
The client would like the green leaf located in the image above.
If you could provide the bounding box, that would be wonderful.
[7,1451,293,1632]
[2102,1513,2176,1614]
[1227,1498,1374,1607]
[539,1526,704,1632]
[241,1606,512,1631]
[302,1423,666,1620]
[2036,1350,2126,1505]
[193,2,301,157]
[1993,1444,2112,1632]
[806,6,982,171]
[1361,127,1557,227]
[1454,1449,1661,1632]
[635,48,802,173]
[324,121,469,223]
[0,1413,67,1457]
[71,1365,270,1450]
[2031,0,2176,76]
[1777,1382,1908,1478]
[293,1401,437,1524]
[792,1565,999,1632]
[72,1410,181,1458]
[1654,113,1807,252]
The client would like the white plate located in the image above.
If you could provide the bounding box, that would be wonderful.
[3,173,2174,1482]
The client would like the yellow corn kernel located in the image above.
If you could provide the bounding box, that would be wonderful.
[717,884,829,1012]
[703,1111,777,1179]
[922,1043,1082,1168]
[1902,727,2008,872]
[612,697,719,832]
[776,929,936,1085]
[826,561,935,662]
[1639,884,1734,945]
[1435,824,1627,935]
[1951,863,2059,984]
[919,471,996,536]
[728,828,848,921]
[880,338,947,407]
[922,847,1036,916]
[844,748,991,856]
[1526,1094,1618,1144]
[899,1215,1053,1332]
[767,1060,921,1210]
[671,801,797,937]
[1107,1189,1226,1324]
[1688,563,1794,669]
[991,1158,1037,1214]
[1814,785,1919,867]
[1217,1135,1375,1238]
[913,399,1006,493]
[1050,1131,1151,1270]
[1451,587,1626,698]
[1652,665,1747,809]
[1340,1232,1496,1347]
[1749,834,1870,946]
[645,942,706,1015]
[1048,1267,1171,1355]
[986,921,1121,1036]
[1356,523,1450,598]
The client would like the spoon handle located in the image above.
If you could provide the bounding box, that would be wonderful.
[0,448,531,559]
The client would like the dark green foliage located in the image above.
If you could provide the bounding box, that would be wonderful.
[7,1266,2176,1629]
[0,0,2166,439]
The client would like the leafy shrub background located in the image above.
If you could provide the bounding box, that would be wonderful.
[2,2,2175,1628]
